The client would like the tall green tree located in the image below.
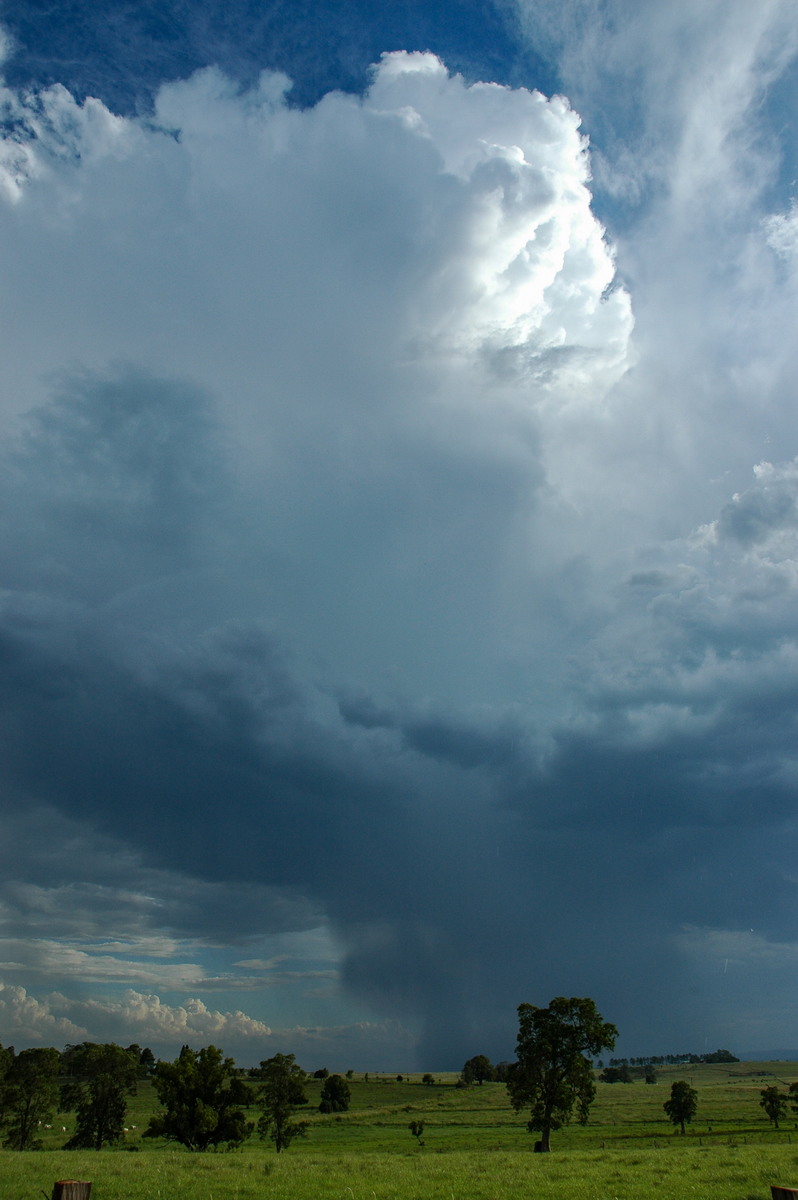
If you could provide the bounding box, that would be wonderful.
[0,1047,60,1150]
[256,1053,309,1152]
[319,1073,350,1112]
[124,1044,155,1076]
[663,1080,698,1134]
[0,1044,13,1127]
[0,1044,13,1079]
[761,1085,789,1128]
[144,1045,253,1151]
[462,1055,495,1085]
[61,1042,140,1150]
[506,996,617,1152]
[788,1081,798,1116]
[138,1046,156,1074]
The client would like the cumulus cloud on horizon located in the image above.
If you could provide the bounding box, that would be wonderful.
[0,981,416,1068]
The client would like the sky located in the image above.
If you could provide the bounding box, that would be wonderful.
[0,0,797,1072]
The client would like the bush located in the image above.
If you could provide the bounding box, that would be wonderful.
[319,1075,350,1114]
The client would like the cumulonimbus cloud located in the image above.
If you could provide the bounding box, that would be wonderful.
[1,29,797,1066]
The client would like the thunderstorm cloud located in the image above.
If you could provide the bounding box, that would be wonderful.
[1,1,798,1067]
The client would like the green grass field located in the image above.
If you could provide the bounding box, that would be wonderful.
[5,1062,798,1200]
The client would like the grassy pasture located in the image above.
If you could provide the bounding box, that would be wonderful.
[5,1062,798,1199]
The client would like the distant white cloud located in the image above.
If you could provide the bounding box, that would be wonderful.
[0,985,269,1048]
[79,991,272,1040]
[0,983,84,1041]
[0,981,415,1067]
[764,201,798,259]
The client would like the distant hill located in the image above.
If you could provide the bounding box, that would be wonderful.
[739,1050,798,1061]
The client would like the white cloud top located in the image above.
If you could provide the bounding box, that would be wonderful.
[0,51,630,413]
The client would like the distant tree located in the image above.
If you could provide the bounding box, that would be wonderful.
[494,1061,513,1083]
[0,1044,14,1078]
[703,1049,739,1064]
[0,1047,60,1150]
[345,1070,354,1080]
[144,1045,253,1151]
[664,1080,698,1134]
[319,1074,350,1113]
[61,1043,139,1150]
[462,1055,494,1086]
[599,1066,632,1084]
[0,1044,13,1125]
[422,1073,435,1086]
[313,1068,329,1080]
[396,1074,404,1082]
[123,1043,155,1077]
[506,997,617,1152]
[409,1118,425,1146]
[760,1085,789,1128]
[789,1082,798,1115]
[644,1066,658,1085]
[256,1053,309,1152]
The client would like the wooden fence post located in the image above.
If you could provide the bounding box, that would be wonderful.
[51,1181,92,1200]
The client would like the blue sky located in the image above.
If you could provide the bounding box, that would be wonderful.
[0,0,797,1070]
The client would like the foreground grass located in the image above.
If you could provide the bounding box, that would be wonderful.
[7,1061,798,1199]
[6,1144,798,1200]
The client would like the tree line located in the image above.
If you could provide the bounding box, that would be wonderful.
[0,1040,351,1153]
[0,1000,782,1155]
[604,1049,739,1067]
[0,1041,155,1151]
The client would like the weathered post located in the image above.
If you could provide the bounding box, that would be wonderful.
[771,1186,798,1199]
[51,1181,92,1200]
